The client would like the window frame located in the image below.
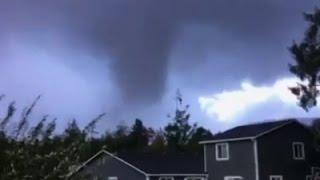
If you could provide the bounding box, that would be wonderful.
[184,178,204,180]
[224,176,243,180]
[108,177,118,180]
[292,142,305,160]
[306,175,312,180]
[270,175,283,180]
[159,177,174,180]
[216,143,229,161]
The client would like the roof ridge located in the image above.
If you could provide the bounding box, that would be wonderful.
[199,119,297,144]
[237,119,295,128]
[254,119,296,139]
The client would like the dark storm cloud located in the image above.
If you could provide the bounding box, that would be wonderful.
[0,0,317,106]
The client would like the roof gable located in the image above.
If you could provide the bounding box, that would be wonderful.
[69,150,206,177]
[67,150,147,178]
[200,119,296,144]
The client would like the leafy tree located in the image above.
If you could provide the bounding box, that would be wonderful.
[288,10,320,171]
[0,101,16,131]
[164,90,197,152]
[111,124,130,152]
[101,131,116,152]
[289,8,320,111]
[187,127,213,151]
[0,96,104,180]
[148,128,167,152]
[0,93,214,179]
[63,119,83,144]
[127,119,150,151]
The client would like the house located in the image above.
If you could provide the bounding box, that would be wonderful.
[200,119,320,180]
[70,119,320,180]
[69,150,208,180]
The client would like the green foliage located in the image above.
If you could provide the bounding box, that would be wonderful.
[187,127,213,151]
[0,96,104,180]
[127,119,150,151]
[164,90,213,152]
[289,8,320,111]
[0,92,213,179]
[149,129,167,152]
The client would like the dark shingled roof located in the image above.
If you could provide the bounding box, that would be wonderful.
[116,151,205,174]
[206,119,295,141]
[70,151,206,177]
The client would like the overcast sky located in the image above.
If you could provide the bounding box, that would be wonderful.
[0,0,319,133]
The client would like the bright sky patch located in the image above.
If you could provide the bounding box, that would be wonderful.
[198,77,302,123]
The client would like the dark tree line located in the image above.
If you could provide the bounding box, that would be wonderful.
[0,92,212,179]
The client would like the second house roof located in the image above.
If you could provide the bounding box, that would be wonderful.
[200,119,297,144]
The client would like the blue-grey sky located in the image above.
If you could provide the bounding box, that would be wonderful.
[0,0,319,132]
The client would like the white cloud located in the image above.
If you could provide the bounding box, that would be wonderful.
[198,77,313,124]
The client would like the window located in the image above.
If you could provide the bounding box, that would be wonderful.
[159,177,174,180]
[216,143,229,160]
[108,177,118,180]
[270,175,283,180]
[224,176,243,180]
[312,172,320,180]
[306,175,312,180]
[293,142,305,160]
[315,172,320,180]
